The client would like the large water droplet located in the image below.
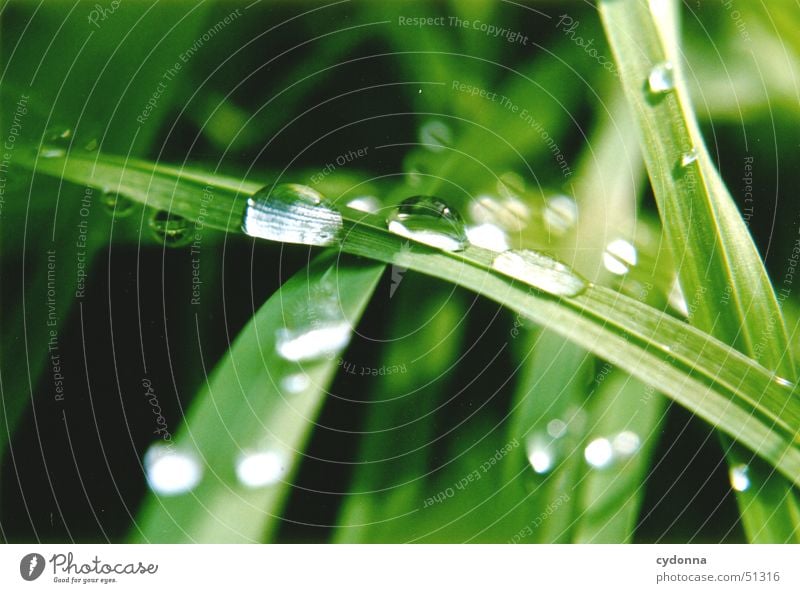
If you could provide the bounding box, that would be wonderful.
[648,62,675,95]
[418,120,453,153]
[729,464,750,492]
[603,238,638,275]
[144,444,202,496]
[242,183,343,247]
[386,196,468,252]
[584,437,614,469]
[543,194,579,236]
[149,210,192,248]
[235,450,286,488]
[276,321,351,363]
[492,250,587,297]
[465,223,509,252]
[101,191,135,219]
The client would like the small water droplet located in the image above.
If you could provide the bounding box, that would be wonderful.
[46,127,72,143]
[149,210,192,248]
[648,62,675,95]
[84,138,99,152]
[39,147,66,159]
[603,238,638,275]
[584,437,614,469]
[418,120,453,153]
[281,373,311,393]
[668,277,689,316]
[235,450,286,488]
[346,195,381,214]
[492,250,587,297]
[547,419,567,439]
[526,435,555,474]
[612,431,641,456]
[276,321,351,363]
[680,149,698,167]
[729,464,750,492]
[387,196,468,252]
[543,194,579,236]
[242,183,343,247]
[144,444,202,496]
[465,223,509,252]
[774,375,795,389]
[101,191,135,219]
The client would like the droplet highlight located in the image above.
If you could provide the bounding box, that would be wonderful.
[281,372,311,393]
[242,183,343,247]
[346,195,381,214]
[526,435,555,474]
[466,223,509,252]
[603,238,638,275]
[149,210,192,248]
[276,321,351,363]
[680,149,698,168]
[584,437,614,469]
[235,450,286,488]
[492,250,587,297]
[648,62,675,95]
[729,464,750,492]
[543,194,579,236]
[144,444,202,496]
[418,120,453,153]
[386,196,468,252]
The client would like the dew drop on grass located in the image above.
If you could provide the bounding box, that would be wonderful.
[668,277,689,317]
[144,444,202,496]
[603,238,638,275]
[235,450,285,488]
[729,464,751,492]
[526,435,555,474]
[418,120,453,153]
[101,191,135,219]
[680,149,699,167]
[276,321,351,362]
[241,183,343,247]
[647,62,675,95]
[466,223,509,252]
[543,194,579,236]
[774,375,795,389]
[386,196,468,252]
[346,195,381,214]
[281,372,311,393]
[39,147,66,158]
[584,437,614,469]
[149,210,192,248]
[492,250,587,297]
[612,431,641,457]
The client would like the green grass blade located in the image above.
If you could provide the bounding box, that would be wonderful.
[131,252,384,542]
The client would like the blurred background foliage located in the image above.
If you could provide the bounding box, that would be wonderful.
[1,0,799,543]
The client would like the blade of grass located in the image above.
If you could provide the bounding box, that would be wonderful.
[131,252,384,543]
[19,149,800,491]
[599,0,800,543]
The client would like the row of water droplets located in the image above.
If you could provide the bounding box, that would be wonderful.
[39,127,195,247]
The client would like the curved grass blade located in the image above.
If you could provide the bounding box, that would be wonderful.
[130,252,384,542]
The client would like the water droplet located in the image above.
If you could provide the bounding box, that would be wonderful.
[235,450,286,488]
[729,464,750,492]
[386,196,468,252]
[584,438,614,469]
[612,431,641,456]
[492,250,587,297]
[526,435,555,474]
[668,277,689,316]
[101,191,135,219]
[774,375,795,389]
[241,183,343,247]
[276,321,351,363]
[149,210,192,248]
[39,147,66,159]
[144,444,202,496]
[465,223,509,252]
[680,149,698,167]
[281,373,311,393]
[46,127,72,143]
[543,194,578,236]
[418,120,453,153]
[603,238,638,275]
[84,138,99,152]
[546,419,567,439]
[469,194,530,232]
[346,195,381,214]
[648,62,675,95]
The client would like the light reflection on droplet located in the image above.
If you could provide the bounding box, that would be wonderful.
[235,450,286,488]
[680,149,698,168]
[144,445,202,496]
[612,431,641,457]
[386,196,468,252]
[729,464,750,492]
[668,277,689,317]
[547,419,567,439]
[276,322,351,363]
[648,62,675,95]
[465,223,509,252]
[346,195,381,214]
[281,373,311,394]
[526,436,554,474]
[603,238,638,275]
[584,438,614,469]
